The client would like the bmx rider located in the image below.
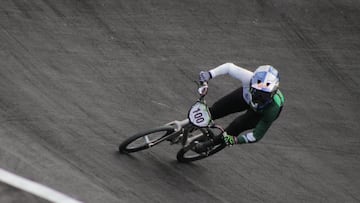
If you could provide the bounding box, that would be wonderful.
[194,63,285,152]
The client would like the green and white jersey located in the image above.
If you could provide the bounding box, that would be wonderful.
[209,63,285,143]
[252,90,284,141]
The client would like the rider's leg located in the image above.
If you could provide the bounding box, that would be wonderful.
[225,109,262,137]
[209,87,261,144]
[194,87,261,153]
[213,109,262,144]
[209,87,249,120]
[194,109,262,153]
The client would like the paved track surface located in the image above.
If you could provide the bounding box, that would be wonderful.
[0,182,49,203]
[0,0,359,202]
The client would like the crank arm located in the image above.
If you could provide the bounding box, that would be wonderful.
[184,133,204,145]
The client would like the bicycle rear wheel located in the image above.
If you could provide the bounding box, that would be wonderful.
[119,126,175,153]
[176,129,226,163]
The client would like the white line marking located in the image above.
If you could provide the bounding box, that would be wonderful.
[0,168,82,203]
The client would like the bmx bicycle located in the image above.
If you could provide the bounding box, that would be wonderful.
[119,82,226,163]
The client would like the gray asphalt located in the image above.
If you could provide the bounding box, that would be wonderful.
[0,182,50,203]
[0,0,359,202]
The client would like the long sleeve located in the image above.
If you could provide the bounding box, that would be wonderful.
[236,90,285,144]
[209,63,253,85]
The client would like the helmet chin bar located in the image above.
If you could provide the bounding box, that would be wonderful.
[250,87,274,109]
[251,99,273,111]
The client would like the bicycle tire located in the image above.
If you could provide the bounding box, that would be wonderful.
[119,126,175,153]
[176,130,226,163]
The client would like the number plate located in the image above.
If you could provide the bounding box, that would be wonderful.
[188,101,212,127]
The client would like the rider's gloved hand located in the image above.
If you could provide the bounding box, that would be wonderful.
[223,132,237,146]
[199,71,212,83]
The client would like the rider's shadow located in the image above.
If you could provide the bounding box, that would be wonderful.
[114,150,216,187]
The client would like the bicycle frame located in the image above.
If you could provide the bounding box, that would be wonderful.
[165,119,206,146]
[119,83,227,161]
[163,84,221,147]
[166,119,190,132]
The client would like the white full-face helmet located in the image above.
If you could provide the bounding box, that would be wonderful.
[250,65,280,110]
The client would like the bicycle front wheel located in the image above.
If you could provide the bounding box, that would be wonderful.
[119,126,175,153]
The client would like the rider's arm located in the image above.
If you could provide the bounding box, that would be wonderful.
[209,63,253,84]
[236,119,272,144]
[236,94,284,144]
